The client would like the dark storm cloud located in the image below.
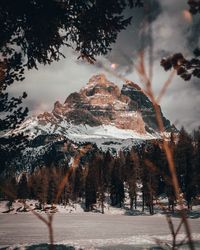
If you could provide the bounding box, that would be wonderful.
[7,0,200,131]
[104,0,161,74]
[187,17,200,50]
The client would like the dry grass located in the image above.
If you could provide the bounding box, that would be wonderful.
[136,51,194,249]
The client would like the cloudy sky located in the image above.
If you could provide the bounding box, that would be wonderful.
[9,0,200,131]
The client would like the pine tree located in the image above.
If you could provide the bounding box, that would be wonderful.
[72,166,85,202]
[4,177,17,211]
[85,156,98,211]
[103,150,114,186]
[175,127,195,209]
[125,150,138,210]
[161,145,176,212]
[17,173,29,211]
[110,157,125,207]
[17,173,29,200]
[96,154,106,214]
[193,127,200,197]
[140,143,161,215]
[47,167,58,205]
[35,168,48,209]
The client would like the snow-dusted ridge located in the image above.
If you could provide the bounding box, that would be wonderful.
[10,115,159,152]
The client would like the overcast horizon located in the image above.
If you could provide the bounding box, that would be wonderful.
[8,0,200,132]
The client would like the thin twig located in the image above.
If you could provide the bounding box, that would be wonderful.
[156,70,176,104]
[55,145,91,203]
[136,52,194,250]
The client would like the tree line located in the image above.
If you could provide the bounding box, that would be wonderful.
[1,127,200,214]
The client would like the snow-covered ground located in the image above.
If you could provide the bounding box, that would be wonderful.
[1,194,200,216]
[1,200,200,249]
[0,213,200,249]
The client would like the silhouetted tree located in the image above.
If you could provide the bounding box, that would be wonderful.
[35,168,48,209]
[0,90,28,175]
[96,154,107,214]
[3,177,18,210]
[85,176,97,211]
[0,0,143,65]
[193,127,200,196]
[188,0,200,14]
[161,1,200,81]
[110,157,125,207]
[85,156,98,211]
[47,168,58,205]
[175,127,195,208]
[72,166,85,201]
[140,143,160,214]
[0,0,143,175]
[18,173,29,200]
[161,146,176,212]
[125,150,138,210]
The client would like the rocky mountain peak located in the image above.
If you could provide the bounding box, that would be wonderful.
[14,74,175,152]
[124,80,142,91]
[88,74,108,85]
[38,111,56,125]
[80,74,121,99]
[34,74,174,134]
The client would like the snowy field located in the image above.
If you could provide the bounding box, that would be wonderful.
[0,213,200,249]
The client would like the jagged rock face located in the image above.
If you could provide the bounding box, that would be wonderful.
[36,74,173,134]
[121,81,172,132]
[42,74,146,133]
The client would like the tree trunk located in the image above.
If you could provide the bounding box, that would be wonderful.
[101,199,104,214]
[130,197,133,210]
[134,195,137,210]
[142,192,145,212]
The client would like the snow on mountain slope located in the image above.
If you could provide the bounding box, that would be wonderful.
[11,116,158,152]
[13,116,157,139]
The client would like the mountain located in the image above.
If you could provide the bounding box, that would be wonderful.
[8,74,176,170]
